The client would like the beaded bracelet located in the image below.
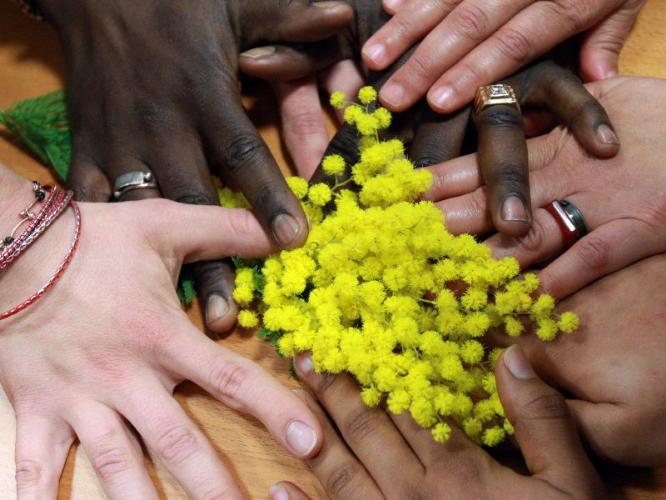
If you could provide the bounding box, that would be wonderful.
[9,0,43,20]
[1,181,47,252]
[0,195,81,320]
[0,184,64,269]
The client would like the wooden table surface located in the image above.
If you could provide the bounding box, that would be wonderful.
[1,1,666,499]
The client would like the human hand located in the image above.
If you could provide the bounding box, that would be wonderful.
[266,346,602,499]
[0,176,322,498]
[425,76,665,298]
[490,254,666,466]
[362,0,646,113]
[32,0,353,332]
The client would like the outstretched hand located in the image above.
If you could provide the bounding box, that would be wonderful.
[0,171,322,499]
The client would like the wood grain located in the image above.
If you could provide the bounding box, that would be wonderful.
[1,1,665,498]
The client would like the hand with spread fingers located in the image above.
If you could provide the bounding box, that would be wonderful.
[361,0,646,114]
[425,76,665,299]
[31,0,353,332]
[265,346,603,500]
[0,167,322,499]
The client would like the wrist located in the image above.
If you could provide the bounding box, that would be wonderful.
[0,177,34,240]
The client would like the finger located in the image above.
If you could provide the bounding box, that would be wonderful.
[67,154,111,202]
[293,389,383,500]
[14,414,74,500]
[144,136,242,333]
[69,403,157,500]
[277,1,354,42]
[474,103,531,236]
[512,62,620,158]
[378,0,531,111]
[240,42,344,82]
[273,78,330,179]
[538,217,660,300]
[496,346,603,496]
[383,0,407,15]
[409,106,470,167]
[200,90,308,249]
[321,60,366,124]
[427,1,615,113]
[117,380,242,500]
[161,326,322,459]
[294,353,423,489]
[580,0,645,81]
[142,202,274,263]
[269,481,312,500]
[363,0,461,70]
[435,188,493,236]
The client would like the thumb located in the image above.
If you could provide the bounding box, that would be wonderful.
[140,200,275,263]
[268,482,312,500]
[579,0,645,81]
[495,346,603,497]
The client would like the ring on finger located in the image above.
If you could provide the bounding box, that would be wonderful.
[544,199,588,248]
[474,83,521,115]
[113,171,158,200]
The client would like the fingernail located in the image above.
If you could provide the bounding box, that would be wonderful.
[363,43,386,65]
[501,196,529,222]
[381,82,404,108]
[269,484,290,500]
[384,0,403,10]
[287,420,318,456]
[295,353,314,375]
[596,124,619,145]
[503,345,536,380]
[206,295,230,324]
[314,1,341,7]
[241,46,277,59]
[272,213,303,248]
[430,85,454,110]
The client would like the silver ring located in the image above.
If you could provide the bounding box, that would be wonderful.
[113,171,158,200]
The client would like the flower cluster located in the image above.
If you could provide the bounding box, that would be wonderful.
[232,87,578,446]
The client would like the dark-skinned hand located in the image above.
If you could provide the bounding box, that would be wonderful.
[266,345,603,499]
[32,0,353,332]
[239,0,619,237]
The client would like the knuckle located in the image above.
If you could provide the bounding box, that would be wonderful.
[487,163,528,194]
[567,98,605,130]
[637,198,666,230]
[156,425,199,466]
[575,236,611,271]
[520,392,570,421]
[326,461,363,497]
[199,486,238,500]
[549,0,591,33]
[494,28,532,64]
[227,209,257,240]
[342,407,382,443]
[478,107,523,129]
[435,450,490,496]
[453,5,489,41]
[406,53,436,85]
[15,460,45,489]
[193,260,234,294]
[208,358,251,404]
[90,445,132,482]
[220,135,266,174]
[285,110,325,138]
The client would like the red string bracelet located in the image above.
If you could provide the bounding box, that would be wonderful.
[0,198,81,320]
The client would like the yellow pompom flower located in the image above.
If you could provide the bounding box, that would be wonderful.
[330,91,347,109]
[358,86,378,105]
[322,154,346,176]
[558,311,579,333]
[432,422,452,443]
[286,176,309,200]
[237,310,258,328]
[308,183,333,207]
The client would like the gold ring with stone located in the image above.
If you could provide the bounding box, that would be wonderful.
[474,84,521,115]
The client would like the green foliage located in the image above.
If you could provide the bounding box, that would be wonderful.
[257,327,284,355]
